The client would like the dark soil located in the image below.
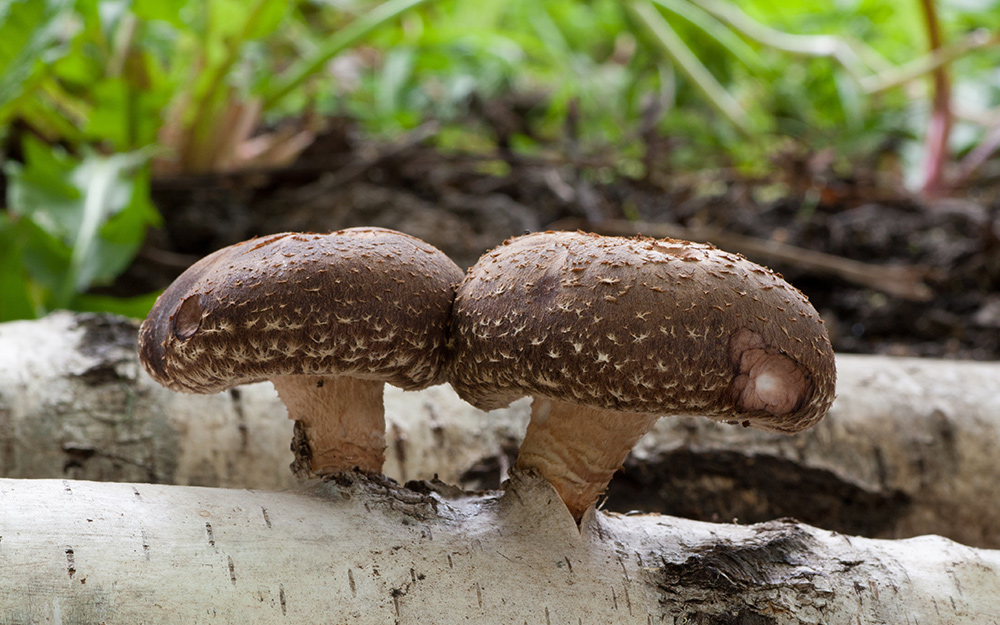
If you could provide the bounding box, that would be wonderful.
[120,115,1000,361]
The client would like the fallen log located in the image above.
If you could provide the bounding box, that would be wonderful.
[614,352,1000,547]
[0,312,297,490]
[0,312,525,491]
[1,472,997,624]
[2,312,1000,547]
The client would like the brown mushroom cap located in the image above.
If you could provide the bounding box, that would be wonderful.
[140,228,463,395]
[139,227,464,476]
[449,230,836,432]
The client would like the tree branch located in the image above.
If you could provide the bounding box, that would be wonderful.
[0,472,997,623]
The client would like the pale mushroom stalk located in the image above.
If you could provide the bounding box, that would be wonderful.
[273,375,386,475]
[448,230,836,522]
[517,399,658,520]
[139,228,464,478]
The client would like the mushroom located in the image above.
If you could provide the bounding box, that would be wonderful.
[139,228,464,477]
[448,231,836,521]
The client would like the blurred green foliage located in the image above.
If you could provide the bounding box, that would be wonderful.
[339,0,997,175]
[0,0,432,321]
[1,0,998,321]
[3,137,160,319]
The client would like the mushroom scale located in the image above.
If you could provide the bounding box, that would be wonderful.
[448,230,836,519]
[139,227,464,476]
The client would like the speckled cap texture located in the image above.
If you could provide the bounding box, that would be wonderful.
[448,231,836,433]
[139,228,464,394]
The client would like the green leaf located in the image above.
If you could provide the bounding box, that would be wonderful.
[377,47,416,116]
[83,76,168,149]
[0,0,74,121]
[18,217,73,306]
[90,168,161,285]
[61,150,155,301]
[73,291,162,319]
[240,0,288,40]
[52,46,105,85]
[0,214,39,321]
[5,138,160,310]
[84,78,135,149]
[5,136,82,241]
[133,0,189,28]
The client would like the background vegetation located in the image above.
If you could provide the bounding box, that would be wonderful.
[1,0,998,321]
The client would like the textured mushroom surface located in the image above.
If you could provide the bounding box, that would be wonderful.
[448,230,836,433]
[139,228,464,395]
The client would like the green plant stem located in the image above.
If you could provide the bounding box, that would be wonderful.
[186,0,275,170]
[262,0,435,110]
[110,15,141,150]
[690,0,888,80]
[651,0,763,73]
[107,13,138,78]
[626,0,748,133]
[860,30,995,95]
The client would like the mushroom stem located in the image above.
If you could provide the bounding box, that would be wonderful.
[271,375,386,475]
[515,398,659,521]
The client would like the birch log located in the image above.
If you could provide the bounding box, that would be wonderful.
[617,352,1000,547]
[1,472,998,624]
[2,313,1000,547]
[0,312,526,491]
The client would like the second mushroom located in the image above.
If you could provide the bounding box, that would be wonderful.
[448,231,837,521]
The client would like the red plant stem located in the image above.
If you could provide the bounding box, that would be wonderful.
[919,0,951,196]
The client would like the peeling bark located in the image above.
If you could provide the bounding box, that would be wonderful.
[0,473,997,624]
[2,313,1000,548]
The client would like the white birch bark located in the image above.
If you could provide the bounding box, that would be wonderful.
[2,313,1000,547]
[0,312,527,491]
[0,472,997,624]
[624,352,1000,547]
